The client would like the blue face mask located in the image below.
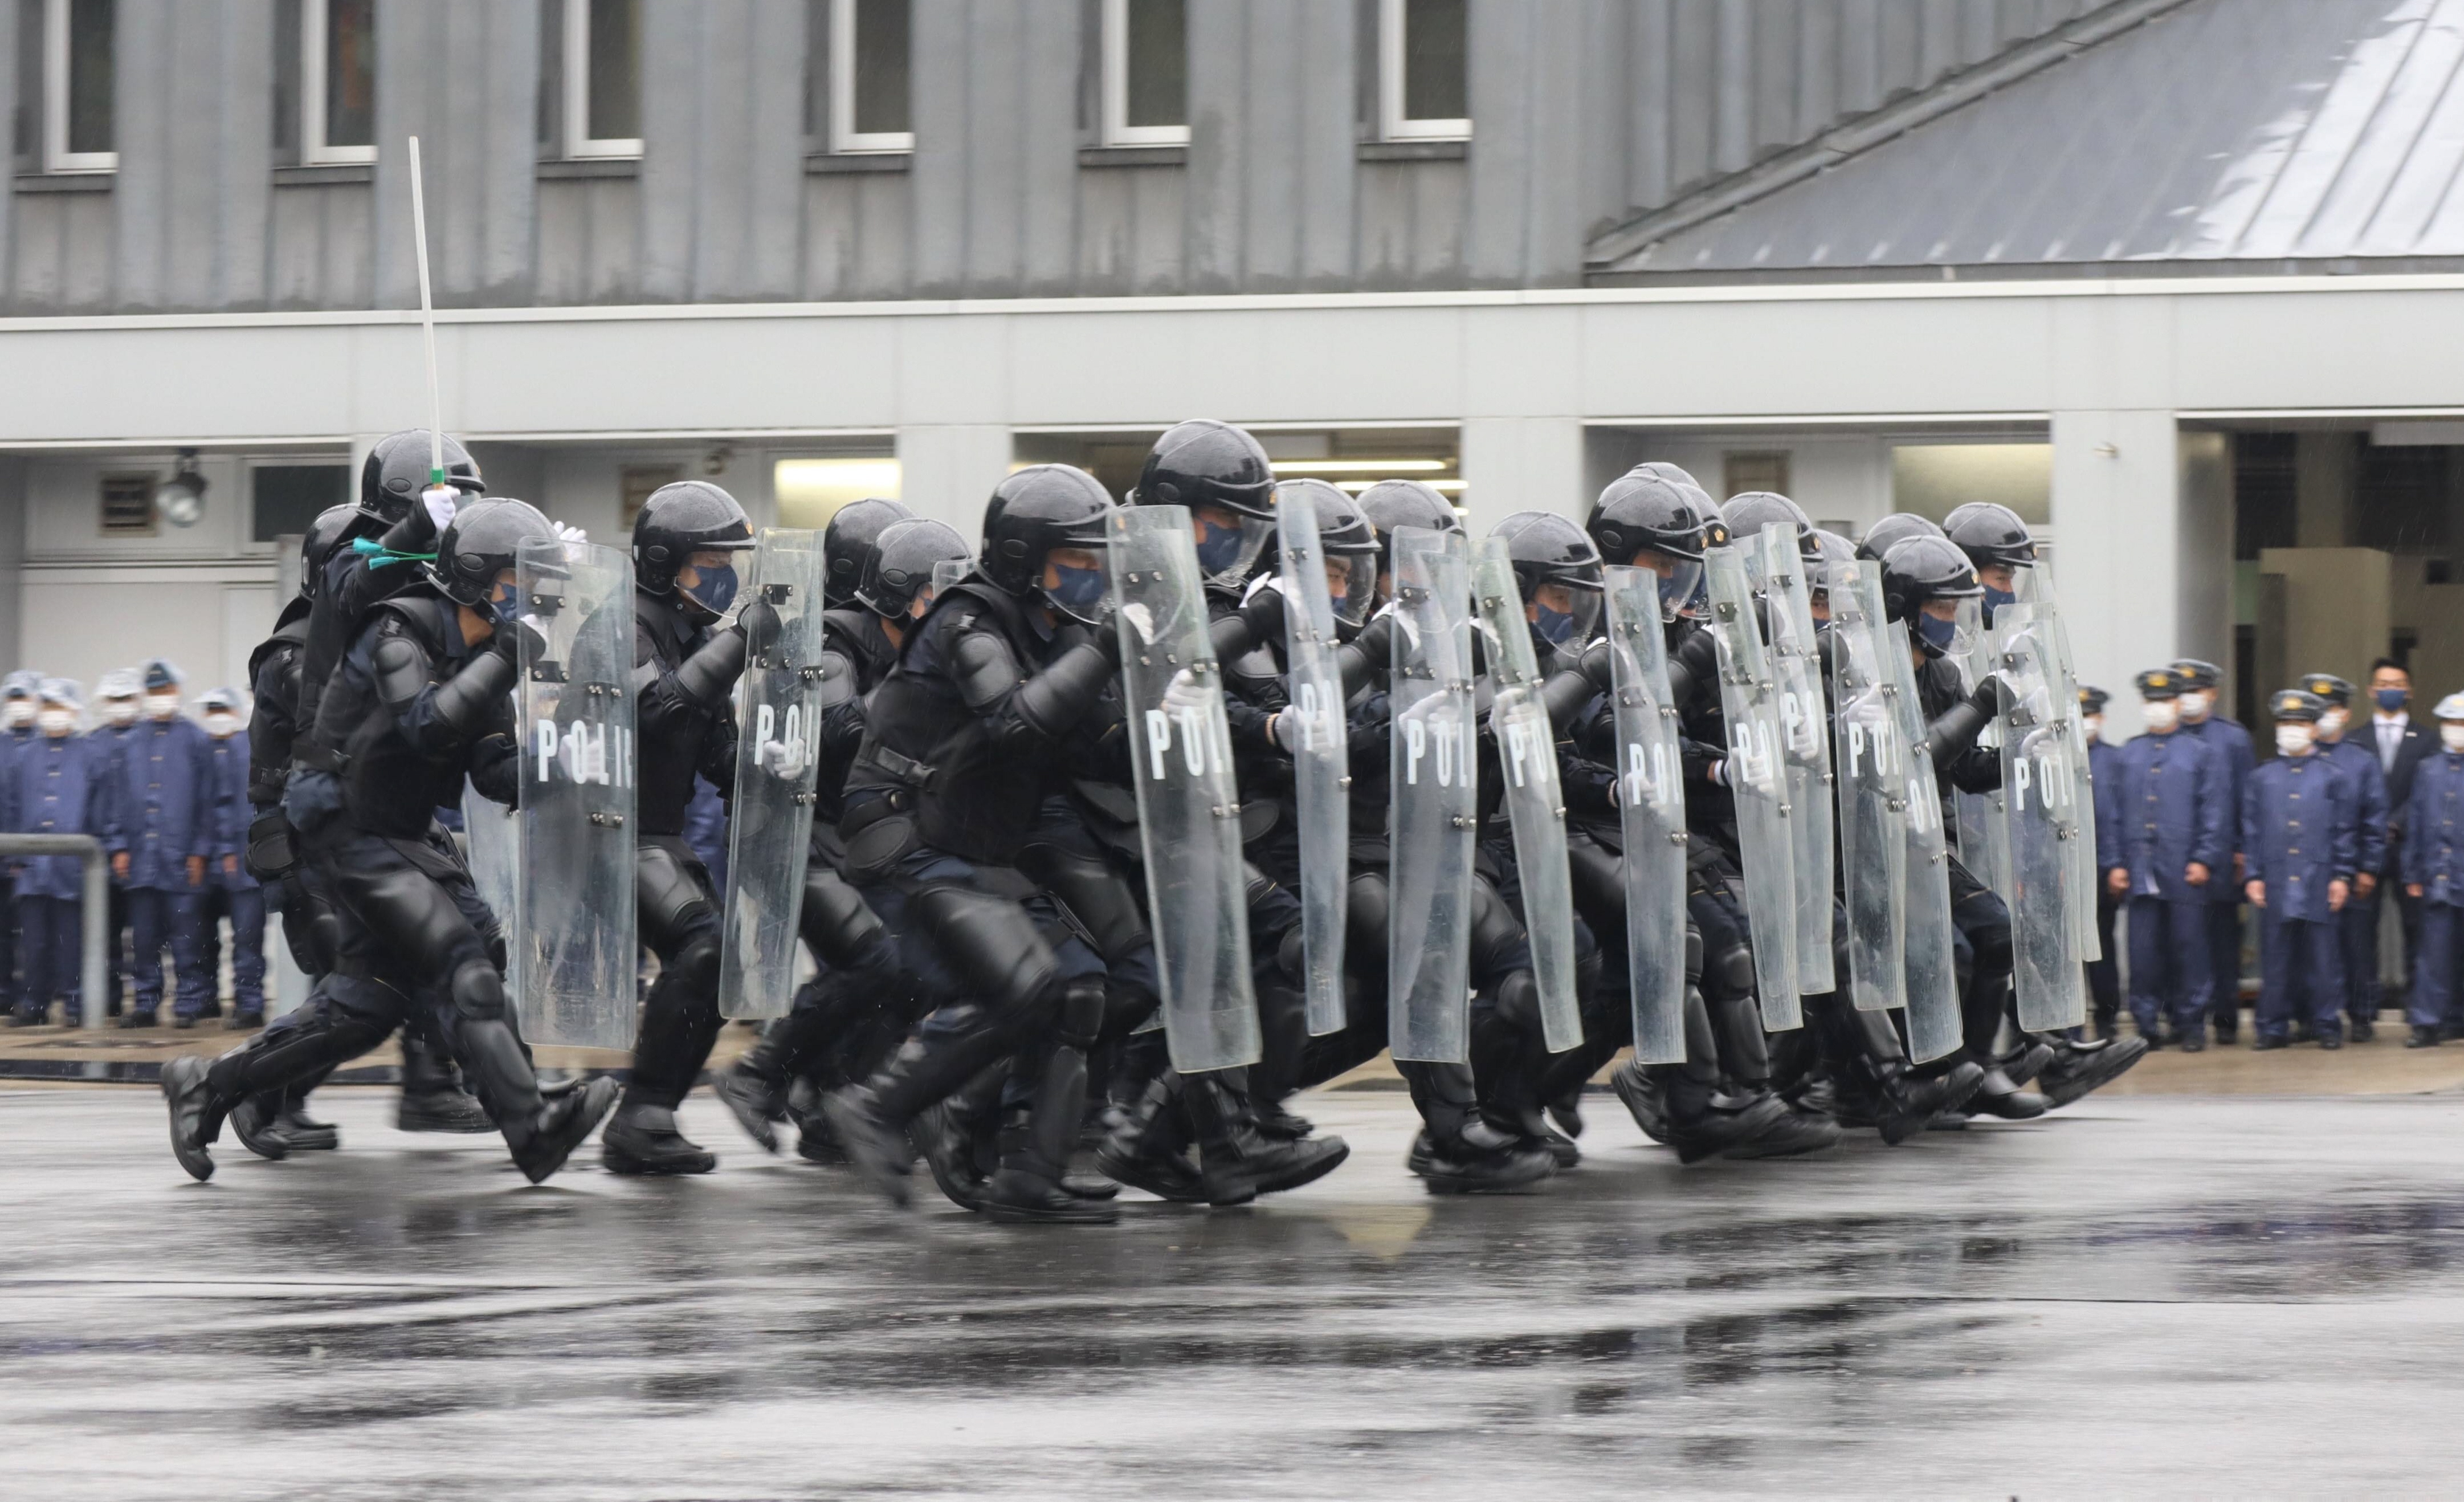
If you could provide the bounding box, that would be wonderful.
[1981,585,2016,625]
[487,581,529,626]
[1916,611,1958,653]
[682,563,740,617]
[1533,602,1578,646]
[1658,560,1704,621]
[1193,516,1247,577]
[2376,687,2409,713]
[1044,560,1108,619]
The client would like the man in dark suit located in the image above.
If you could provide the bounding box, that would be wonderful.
[2371,660,2438,1025]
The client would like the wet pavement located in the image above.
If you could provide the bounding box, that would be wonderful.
[8,1086,2464,1499]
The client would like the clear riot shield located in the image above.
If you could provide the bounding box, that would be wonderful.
[2010,580,2103,961]
[1111,506,1262,1074]
[1951,596,2014,901]
[1387,526,1478,1064]
[459,783,518,942]
[512,539,639,1051]
[1704,546,1803,1029]
[1826,564,1907,1015]
[1472,538,1582,1056]
[1602,567,1689,1064]
[1883,620,1964,1064]
[719,531,829,1021]
[1998,623,2088,1032]
[1748,526,1837,996]
[1274,487,1351,1037]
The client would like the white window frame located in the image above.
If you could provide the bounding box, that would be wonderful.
[301,0,377,167]
[829,0,913,154]
[1378,0,1471,143]
[1099,0,1189,148]
[563,0,643,160]
[43,0,116,173]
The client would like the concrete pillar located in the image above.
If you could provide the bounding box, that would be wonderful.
[895,425,1014,532]
[2050,410,2182,738]
[2295,430,2357,548]
[0,458,23,675]
[1459,416,1585,537]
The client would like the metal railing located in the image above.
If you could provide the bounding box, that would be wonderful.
[0,835,109,1031]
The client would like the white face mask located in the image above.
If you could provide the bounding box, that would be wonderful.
[2276,723,2315,756]
[2316,706,2348,738]
[2143,699,2180,732]
[2083,715,2103,741]
[2,701,32,728]
[2443,724,2464,754]
[2176,690,2212,721]
[37,709,74,735]
[144,692,181,721]
[101,699,137,727]
[203,713,239,738]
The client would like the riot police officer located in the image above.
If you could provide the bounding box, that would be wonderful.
[2171,658,2254,1042]
[602,482,766,1175]
[2299,673,2392,1041]
[1942,501,2036,628]
[2245,690,2356,1049]
[819,496,914,611]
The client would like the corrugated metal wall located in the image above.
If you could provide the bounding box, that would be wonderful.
[0,0,2109,312]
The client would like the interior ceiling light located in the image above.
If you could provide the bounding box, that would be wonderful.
[1269,458,1449,473]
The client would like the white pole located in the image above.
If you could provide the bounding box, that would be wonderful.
[407,135,445,485]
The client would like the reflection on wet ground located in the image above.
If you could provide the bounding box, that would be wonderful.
[7,1086,2464,1497]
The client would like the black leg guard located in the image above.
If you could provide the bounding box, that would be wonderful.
[205,1006,393,1113]
[982,978,1112,1223]
[625,933,724,1110]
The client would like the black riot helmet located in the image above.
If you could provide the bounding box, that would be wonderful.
[1492,510,1605,649]
[1629,461,1702,491]
[1879,535,1982,659]
[431,498,562,615]
[1272,479,1382,628]
[1943,502,2038,570]
[1722,491,1819,559]
[1131,419,1277,519]
[360,429,482,524]
[858,518,970,621]
[822,497,915,609]
[634,481,756,617]
[1856,512,1944,564]
[297,503,362,603]
[1356,478,1462,572]
[978,464,1119,625]
[1805,527,1857,608]
[1587,471,1706,565]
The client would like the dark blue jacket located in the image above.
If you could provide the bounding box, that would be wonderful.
[2316,735,2389,877]
[3,732,113,899]
[101,715,214,890]
[2180,714,2254,901]
[2106,728,2231,902]
[2087,735,2121,873]
[201,730,259,891]
[2242,751,2357,923]
[2404,750,2464,908]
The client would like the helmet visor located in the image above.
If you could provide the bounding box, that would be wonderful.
[1529,580,1603,648]
[1325,550,1379,628]
[1039,541,1112,626]
[1195,511,1276,588]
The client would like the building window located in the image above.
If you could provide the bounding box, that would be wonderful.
[1100,0,1186,147]
[302,0,376,165]
[1723,451,1792,502]
[251,464,352,543]
[829,0,912,153]
[44,0,115,172]
[99,473,154,536]
[775,456,899,530]
[1378,0,1468,142]
[565,0,643,158]
[619,462,682,531]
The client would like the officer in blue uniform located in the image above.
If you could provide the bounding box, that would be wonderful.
[192,687,265,1029]
[2172,658,2255,1042]
[4,680,109,1025]
[92,669,144,1019]
[103,660,215,1028]
[2401,692,2464,1047]
[2081,686,2123,1038]
[2245,690,2357,1049]
[0,669,38,1011]
[2300,673,2392,1041]
[2103,668,2231,1048]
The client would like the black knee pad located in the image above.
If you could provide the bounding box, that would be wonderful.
[1018,838,1151,963]
[668,932,721,995]
[637,842,717,950]
[1712,942,1756,999]
[914,883,1058,1016]
[1492,969,1540,1032]
[486,933,509,975]
[801,866,887,970]
[1468,878,1524,961]
[1054,976,1104,1051]
[1346,871,1390,951]
[450,958,506,1021]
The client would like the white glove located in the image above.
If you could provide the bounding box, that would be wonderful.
[757,736,809,781]
[1161,667,1211,715]
[1726,744,1774,793]
[552,522,588,546]
[421,485,458,531]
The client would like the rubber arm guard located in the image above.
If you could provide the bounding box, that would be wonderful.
[672,625,750,712]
